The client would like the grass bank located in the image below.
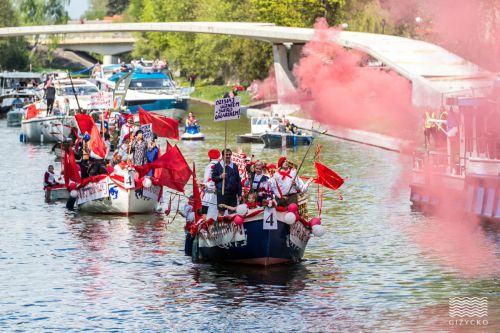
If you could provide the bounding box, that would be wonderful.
[189,84,252,106]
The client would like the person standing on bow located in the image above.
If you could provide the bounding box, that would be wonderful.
[272,156,308,206]
[212,148,242,214]
[44,78,56,115]
[201,149,220,220]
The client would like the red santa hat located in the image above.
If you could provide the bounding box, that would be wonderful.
[278,156,287,168]
[123,133,131,141]
[266,163,277,170]
[208,149,220,160]
[125,114,134,121]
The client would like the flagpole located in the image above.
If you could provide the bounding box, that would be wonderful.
[285,142,315,196]
[67,71,82,114]
[222,120,227,195]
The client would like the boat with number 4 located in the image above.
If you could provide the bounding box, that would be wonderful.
[73,168,162,214]
[186,195,325,266]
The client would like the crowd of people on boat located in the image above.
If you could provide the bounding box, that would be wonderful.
[184,148,313,222]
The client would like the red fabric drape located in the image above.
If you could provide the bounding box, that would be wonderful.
[89,124,106,159]
[192,162,202,222]
[63,148,81,186]
[314,161,344,190]
[138,106,179,140]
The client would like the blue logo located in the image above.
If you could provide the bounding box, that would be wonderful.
[109,186,119,199]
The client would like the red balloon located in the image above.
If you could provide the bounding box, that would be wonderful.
[309,217,321,226]
[233,215,244,226]
[287,203,298,213]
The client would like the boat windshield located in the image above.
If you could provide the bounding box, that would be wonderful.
[59,86,99,96]
[129,79,176,90]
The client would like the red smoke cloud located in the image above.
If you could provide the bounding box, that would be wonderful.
[288,19,417,139]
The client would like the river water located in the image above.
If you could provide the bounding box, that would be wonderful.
[0,102,498,332]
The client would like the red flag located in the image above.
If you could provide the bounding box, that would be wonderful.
[89,124,107,159]
[26,104,38,120]
[314,161,344,190]
[75,114,94,135]
[63,148,81,186]
[138,106,179,140]
[192,162,202,222]
[135,143,192,192]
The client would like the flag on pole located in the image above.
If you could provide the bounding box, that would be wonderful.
[313,161,344,190]
[192,162,203,222]
[138,106,179,140]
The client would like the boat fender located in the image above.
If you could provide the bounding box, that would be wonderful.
[287,203,298,213]
[70,190,78,198]
[284,212,297,225]
[236,204,248,216]
[309,217,324,237]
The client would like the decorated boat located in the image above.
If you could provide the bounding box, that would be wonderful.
[72,169,162,214]
[181,125,205,141]
[187,196,319,266]
[261,132,314,149]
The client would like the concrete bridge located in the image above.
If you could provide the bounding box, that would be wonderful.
[0,22,492,106]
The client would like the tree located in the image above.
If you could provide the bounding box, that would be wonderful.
[107,0,131,16]
[17,0,70,25]
[84,0,109,20]
[0,0,29,70]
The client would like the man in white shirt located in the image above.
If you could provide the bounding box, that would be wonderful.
[119,115,135,145]
[272,156,309,206]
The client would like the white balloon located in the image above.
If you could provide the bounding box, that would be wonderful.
[236,204,249,216]
[312,224,325,237]
[70,190,78,198]
[142,177,152,188]
[283,212,297,225]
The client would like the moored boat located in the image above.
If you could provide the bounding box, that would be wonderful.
[45,185,69,201]
[21,107,76,143]
[410,89,500,223]
[181,125,205,141]
[236,116,280,144]
[261,132,314,149]
[7,108,24,127]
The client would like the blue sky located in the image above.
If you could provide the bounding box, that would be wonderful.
[67,0,89,19]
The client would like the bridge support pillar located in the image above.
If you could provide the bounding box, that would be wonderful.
[272,43,303,104]
[103,54,118,65]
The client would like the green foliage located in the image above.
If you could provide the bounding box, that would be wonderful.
[0,0,29,70]
[18,0,70,25]
[107,0,130,16]
[191,85,252,106]
[84,0,109,20]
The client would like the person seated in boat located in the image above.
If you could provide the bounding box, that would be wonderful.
[219,192,259,212]
[120,62,130,73]
[44,165,60,189]
[12,95,23,109]
[115,133,131,162]
[272,157,309,206]
[52,100,61,116]
[277,119,287,133]
[200,149,220,221]
[212,148,242,214]
[180,195,195,223]
[185,112,198,129]
[245,161,268,206]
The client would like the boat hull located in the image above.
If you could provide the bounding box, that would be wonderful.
[77,178,161,214]
[22,116,76,143]
[7,110,23,127]
[236,134,264,144]
[191,213,310,266]
[181,133,205,140]
[261,133,314,148]
[46,187,69,201]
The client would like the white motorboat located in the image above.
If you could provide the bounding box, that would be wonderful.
[21,105,76,143]
[236,116,281,143]
[76,168,161,214]
[0,72,43,112]
[7,108,24,127]
[53,78,100,112]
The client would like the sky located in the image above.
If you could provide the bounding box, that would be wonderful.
[67,0,89,19]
